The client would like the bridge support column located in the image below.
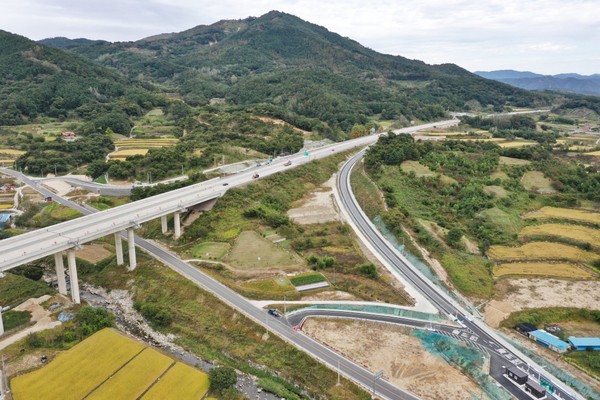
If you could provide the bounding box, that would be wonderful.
[161,215,168,234]
[54,253,67,295]
[67,250,80,304]
[115,232,124,266]
[173,212,181,239]
[127,228,136,270]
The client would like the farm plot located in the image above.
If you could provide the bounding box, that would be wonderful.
[524,207,600,225]
[585,151,600,157]
[86,348,173,400]
[488,242,599,263]
[108,148,149,160]
[519,224,600,248]
[114,138,178,149]
[499,156,531,166]
[498,141,537,148]
[141,362,210,400]
[11,329,145,400]
[521,171,556,193]
[290,272,327,286]
[493,262,593,279]
[11,329,209,400]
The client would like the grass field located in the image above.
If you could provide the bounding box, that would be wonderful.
[441,253,493,298]
[0,273,54,307]
[499,156,531,166]
[11,329,145,400]
[519,223,600,247]
[240,276,297,298]
[290,272,327,286]
[11,329,210,400]
[521,171,556,193]
[498,141,538,148]
[225,231,305,271]
[490,170,509,180]
[108,148,149,160]
[493,262,593,278]
[400,160,434,177]
[524,206,600,225]
[190,242,230,259]
[483,185,508,198]
[488,242,599,263]
[477,207,522,237]
[141,362,210,400]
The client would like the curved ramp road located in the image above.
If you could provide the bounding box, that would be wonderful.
[336,149,583,400]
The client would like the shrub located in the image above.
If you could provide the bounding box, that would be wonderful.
[355,263,378,279]
[209,366,237,391]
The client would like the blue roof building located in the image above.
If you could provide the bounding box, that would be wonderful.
[0,213,11,229]
[568,337,600,351]
[528,330,570,353]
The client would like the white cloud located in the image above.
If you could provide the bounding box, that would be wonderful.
[0,0,598,74]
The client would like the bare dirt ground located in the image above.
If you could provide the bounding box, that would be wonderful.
[301,290,360,301]
[303,319,484,400]
[74,243,112,263]
[485,279,600,328]
[287,174,340,225]
[41,180,73,196]
[0,295,61,352]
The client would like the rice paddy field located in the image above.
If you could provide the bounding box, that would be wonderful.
[524,206,600,225]
[0,148,25,165]
[585,150,600,156]
[108,148,149,160]
[497,141,538,148]
[114,138,178,148]
[10,329,209,400]
[493,262,593,278]
[488,242,599,263]
[519,223,600,247]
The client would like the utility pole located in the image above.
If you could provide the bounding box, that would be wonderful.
[283,295,287,314]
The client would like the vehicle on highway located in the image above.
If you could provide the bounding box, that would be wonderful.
[252,173,259,179]
[222,182,229,186]
[267,308,280,317]
[284,160,292,166]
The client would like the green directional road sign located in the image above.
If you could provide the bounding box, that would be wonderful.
[304,151,309,156]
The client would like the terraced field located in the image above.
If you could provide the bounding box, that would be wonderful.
[114,138,178,148]
[520,223,600,247]
[11,329,209,400]
[524,207,600,225]
[493,262,593,279]
[521,171,556,193]
[488,242,598,263]
[108,148,149,160]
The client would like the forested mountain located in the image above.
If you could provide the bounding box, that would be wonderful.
[476,70,600,97]
[0,30,162,127]
[41,11,548,133]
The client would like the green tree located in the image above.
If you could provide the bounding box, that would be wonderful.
[74,306,115,336]
[446,227,463,247]
[209,366,237,391]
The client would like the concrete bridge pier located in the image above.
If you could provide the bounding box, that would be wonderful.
[115,232,124,266]
[67,250,80,304]
[161,215,168,234]
[174,212,181,239]
[54,252,68,296]
[127,228,136,270]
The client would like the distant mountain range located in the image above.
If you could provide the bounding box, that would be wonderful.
[475,70,600,97]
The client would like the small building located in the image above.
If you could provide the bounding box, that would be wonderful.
[61,131,77,141]
[505,366,528,385]
[525,380,547,399]
[528,330,570,353]
[515,322,537,336]
[568,337,600,351]
[0,213,11,229]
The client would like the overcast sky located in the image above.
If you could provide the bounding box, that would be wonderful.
[1,0,598,75]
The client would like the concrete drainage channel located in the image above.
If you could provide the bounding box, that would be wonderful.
[80,285,281,400]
